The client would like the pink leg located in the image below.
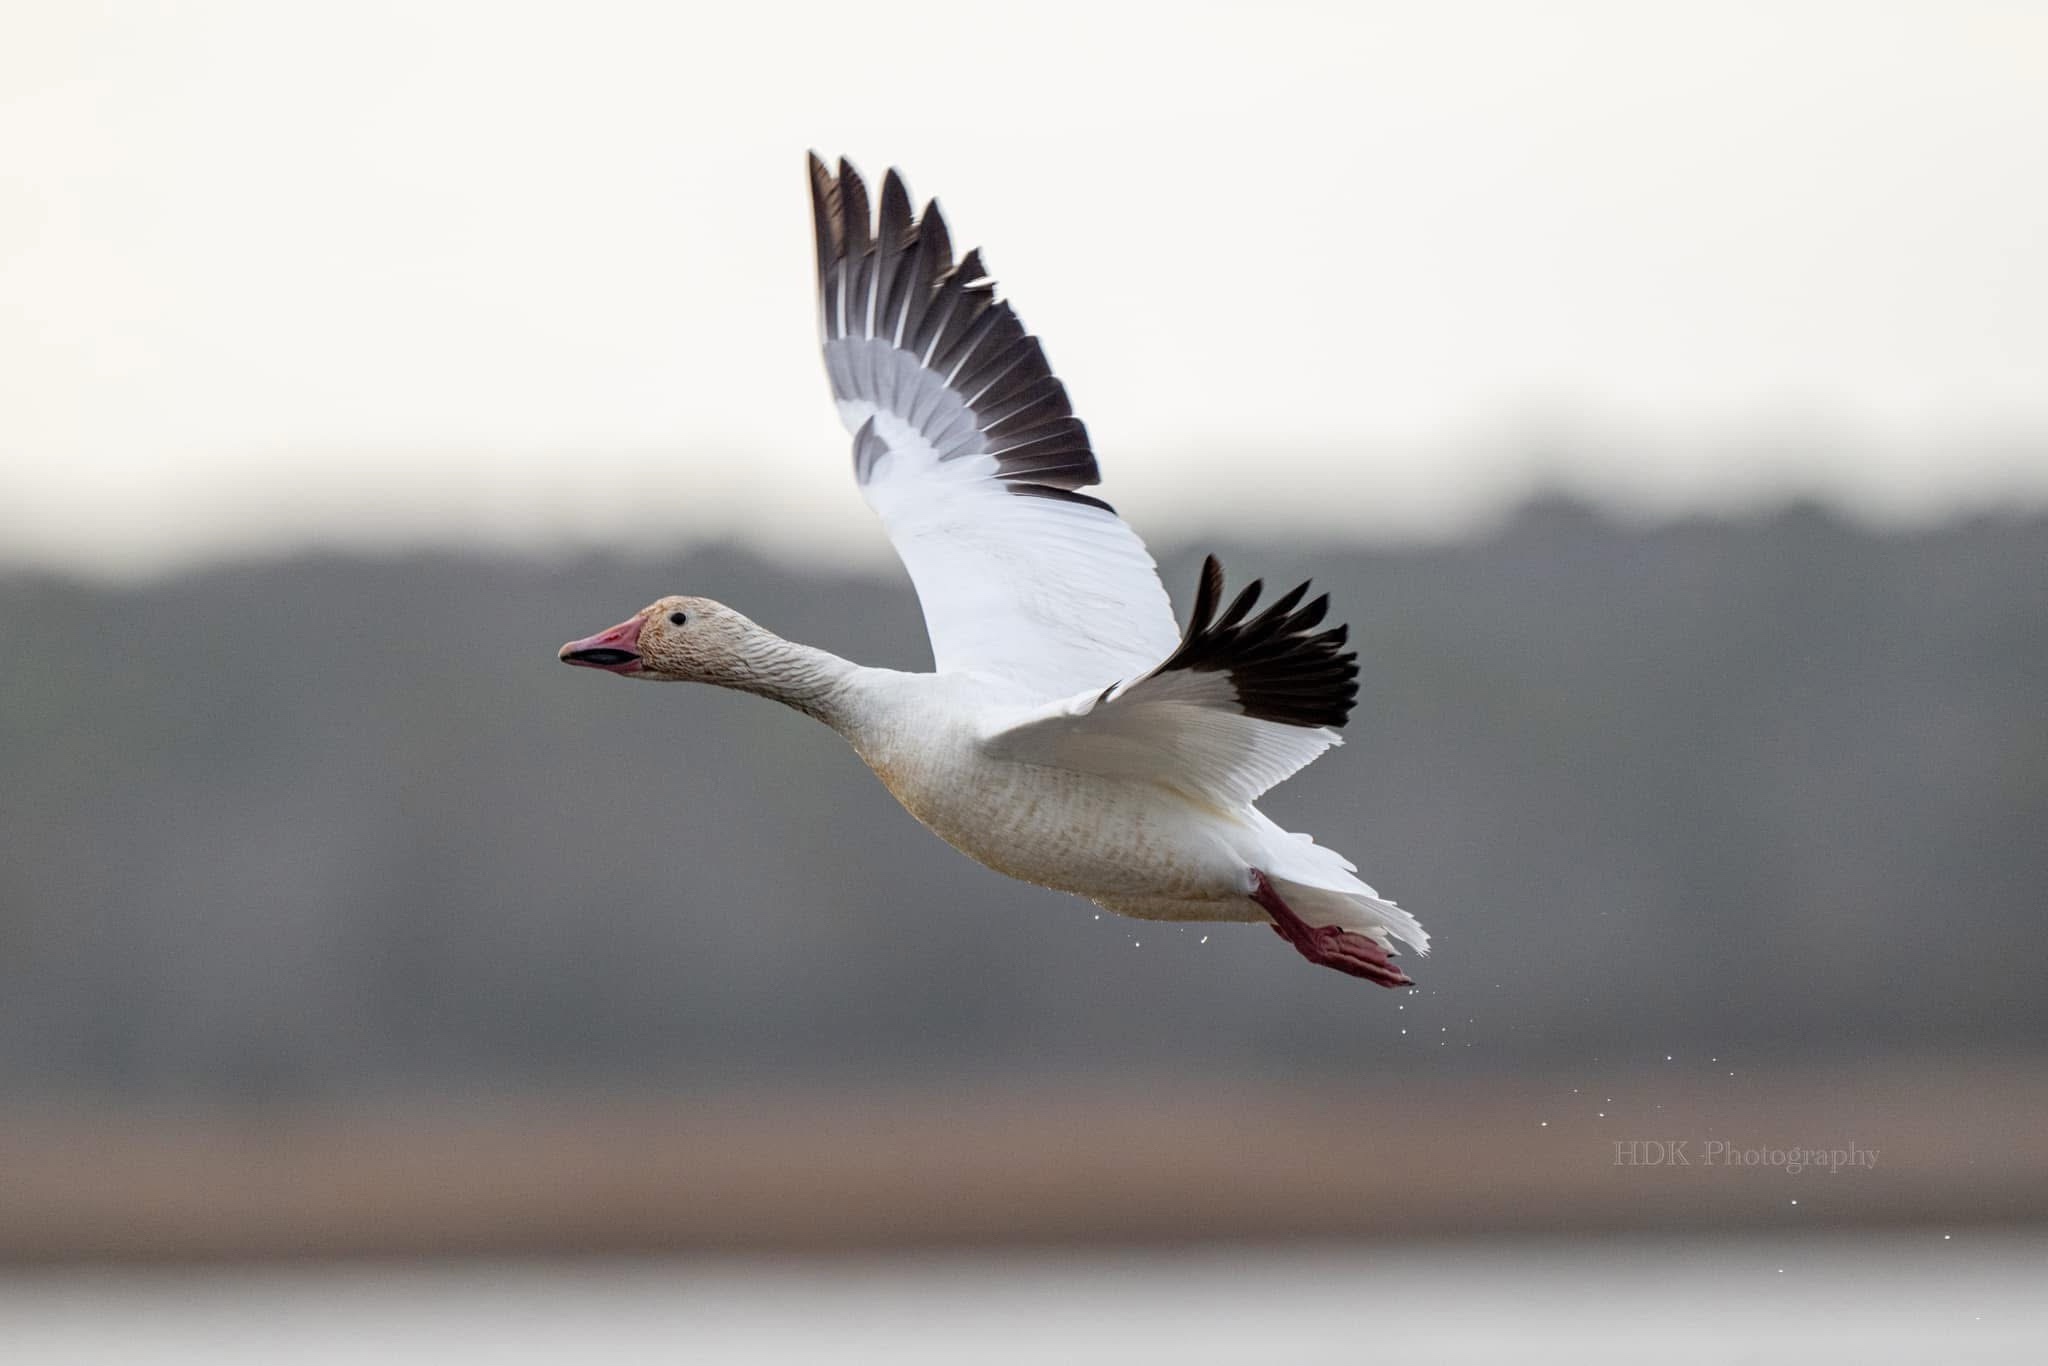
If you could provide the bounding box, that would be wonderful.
[1250,869,1413,988]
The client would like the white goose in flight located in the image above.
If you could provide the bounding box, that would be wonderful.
[560,155,1427,985]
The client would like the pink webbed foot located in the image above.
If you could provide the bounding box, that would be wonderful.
[1249,869,1413,988]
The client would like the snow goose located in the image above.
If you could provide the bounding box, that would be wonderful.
[559,155,1427,985]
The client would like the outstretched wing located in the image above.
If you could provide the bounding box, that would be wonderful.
[987,557,1360,807]
[808,154,1179,699]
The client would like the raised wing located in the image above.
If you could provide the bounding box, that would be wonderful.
[988,557,1359,807]
[808,154,1179,699]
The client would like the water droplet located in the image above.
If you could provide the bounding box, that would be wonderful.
[1199,935,1208,944]
[1790,1199,1798,1206]
[1539,1121,1548,1127]
[1665,1055,1673,1062]
[1597,1112,1606,1118]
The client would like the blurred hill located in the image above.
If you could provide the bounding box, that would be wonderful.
[2,499,2044,1101]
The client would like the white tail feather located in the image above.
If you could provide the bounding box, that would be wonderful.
[1246,808,1430,955]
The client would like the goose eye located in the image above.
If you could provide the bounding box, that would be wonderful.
[669,611,688,627]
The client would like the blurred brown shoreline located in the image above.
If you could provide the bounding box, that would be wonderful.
[5,1061,2041,1264]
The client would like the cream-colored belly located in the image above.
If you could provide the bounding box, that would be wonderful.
[866,746,1246,905]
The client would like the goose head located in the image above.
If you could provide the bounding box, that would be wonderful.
[558,596,767,685]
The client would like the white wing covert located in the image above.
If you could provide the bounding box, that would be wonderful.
[989,557,1359,807]
[808,155,1179,699]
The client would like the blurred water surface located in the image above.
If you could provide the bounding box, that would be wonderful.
[1,1233,2039,1365]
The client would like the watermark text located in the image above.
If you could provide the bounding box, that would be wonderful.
[1611,1139,1879,1173]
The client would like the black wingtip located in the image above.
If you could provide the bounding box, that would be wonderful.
[1191,556,1226,632]
[879,169,912,234]
[1219,580,1263,630]
[809,154,1104,495]
[1161,557,1360,729]
[807,155,840,280]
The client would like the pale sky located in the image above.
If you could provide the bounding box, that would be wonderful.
[3,1,2045,577]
